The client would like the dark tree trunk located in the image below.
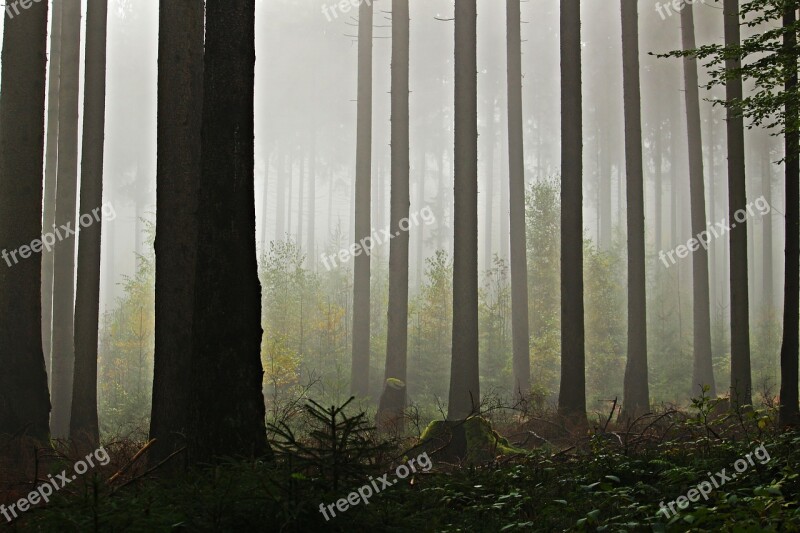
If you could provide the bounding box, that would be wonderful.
[779,4,799,427]
[508,0,531,401]
[150,0,204,466]
[0,0,51,441]
[189,0,269,462]
[42,0,62,378]
[378,0,410,431]
[351,0,373,397]
[723,0,752,408]
[681,3,715,398]
[558,0,585,421]
[71,0,109,448]
[448,0,480,421]
[50,0,82,438]
[620,0,650,419]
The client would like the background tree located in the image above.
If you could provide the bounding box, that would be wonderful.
[378,0,410,430]
[448,0,480,421]
[71,0,110,447]
[620,0,650,419]
[351,0,374,397]
[50,0,83,438]
[507,0,531,401]
[189,0,269,462]
[150,0,205,465]
[558,0,586,422]
[0,0,51,441]
[681,2,716,398]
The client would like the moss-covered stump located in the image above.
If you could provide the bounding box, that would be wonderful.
[418,417,525,464]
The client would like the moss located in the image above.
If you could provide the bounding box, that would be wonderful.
[419,417,526,464]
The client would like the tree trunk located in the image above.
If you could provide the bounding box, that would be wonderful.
[50,0,82,438]
[378,0,410,431]
[557,0,585,421]
[189,0,269,462]
[42,0,62,379]
[260,151,271,251]
[71,0,109,448]
[351,0,373,397]
[681,3,715,398]
[484,96,495,271]
[762,137,773,310]
[620,0,650,419]
[275,147,285,241]
[448,0,480,421]
[150,0,204,467]
[779,4,799,427]
[0,0,51,441]
[307,133,317,268]
[723,0,752,408]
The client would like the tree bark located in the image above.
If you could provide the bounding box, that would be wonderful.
[378,0,410,431]
[150,0,204,467]
[723,0,752,408]
[620,0,650,419]
[0,0,51,441]
[351,0,373,397]
[779,4,799,427]
[71,0,109,448]
[50,0,82,438]
[448,0,480,421]
[508,0,531,401]
[42,0,62,379]
[189,0,269,462]
[681,3,716,398]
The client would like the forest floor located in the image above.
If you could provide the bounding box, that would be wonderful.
[2,398,800,532]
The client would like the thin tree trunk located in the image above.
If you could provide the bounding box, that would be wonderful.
[71,0,109,448]
[681,3,715,398]
[378,0,409,431]
[351,0,373,397]
[42,0,63,379]
[508,0,530,401]
[50,0,82,438]
[150,0,204,467]
[779,4,799,427]
[297,150,305,248]
[484,96,495,271]
[762,138,773,310]
[448,0,480,421]
[275,147,285,241]
[189,0,269,462]
[0,0,51,441]
[620,0,650,419]
[723,0,752,408]
[307,133,317,268]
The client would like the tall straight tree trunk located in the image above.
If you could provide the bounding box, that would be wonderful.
[620,0,649,419]
[50,0,82,438]
[507,0,530,401]
[351,0,373,397]
[0,0,51,441]
[377,0,409,431]
[723,0,752,408]
[779,4,799,427]
[654,118,663,255]
[558,0,585,421]
[297,151,305,247]
[761,136,773,310]
[71,0,109,447]
[307,133,317,268]
[448,0,480,421]
[189,0,269,462]
[416,152,425,283]
[275,147,285,241]
[150,0,204,466]
[260,152,270,251]
[484,96,495,271]
[681,3,715,398]
[42,0,63,379]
